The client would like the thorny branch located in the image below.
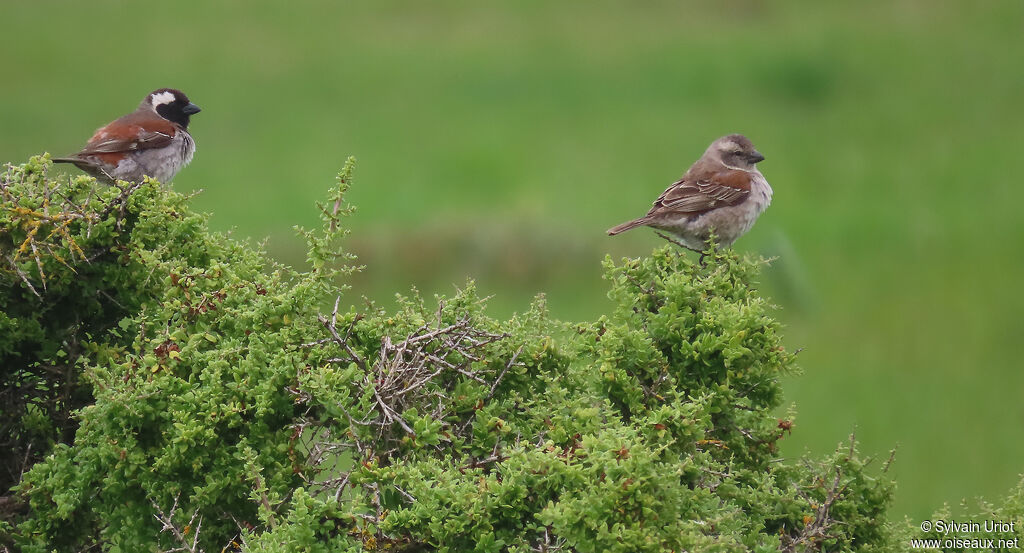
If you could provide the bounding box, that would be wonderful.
[780,435,859,553]
[151,494,204,553]
[305,297,510,454]
[294,297,523,547]
[532,526,567,552]
[2,163,146,295]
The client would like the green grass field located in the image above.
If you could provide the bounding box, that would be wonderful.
[3,1,1023,520]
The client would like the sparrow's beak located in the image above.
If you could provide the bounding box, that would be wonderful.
[749,150,765,163]
[182,103,202,115]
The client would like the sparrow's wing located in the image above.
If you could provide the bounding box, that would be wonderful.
[78,129,174,155]
[76,116,178,156]
[649,169,752,215]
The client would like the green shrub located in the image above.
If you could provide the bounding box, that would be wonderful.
[2,156,353,551]
[0,155,959,552]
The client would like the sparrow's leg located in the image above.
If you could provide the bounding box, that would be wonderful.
[654,231,707,266]
[654,231,703,253]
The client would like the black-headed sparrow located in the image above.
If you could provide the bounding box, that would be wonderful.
[607,134,772,250]
[54,88,200,184]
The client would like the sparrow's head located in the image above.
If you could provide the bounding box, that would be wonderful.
[709,134,764,170]
[143,88,201,128]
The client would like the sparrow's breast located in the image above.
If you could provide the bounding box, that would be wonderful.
[748,171,773,213]
[134,130,195,183]
[687,171,772,246]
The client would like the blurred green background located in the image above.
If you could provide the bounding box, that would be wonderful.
[3,0,1022,520]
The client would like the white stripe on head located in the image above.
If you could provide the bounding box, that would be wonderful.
[150,91,177,108]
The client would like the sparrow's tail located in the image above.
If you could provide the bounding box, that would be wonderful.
[606,217,650,236]
[51,157,76,164]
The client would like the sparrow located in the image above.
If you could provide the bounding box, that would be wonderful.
[607,134,772,251]
[54,88,200,184]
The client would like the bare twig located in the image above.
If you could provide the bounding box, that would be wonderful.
[488,345,522,399]
[151,495,204,553]
[780,437,856,552]
[295,300,524,548]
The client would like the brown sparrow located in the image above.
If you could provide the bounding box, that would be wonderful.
[54,88,200,184]
[607,134,772,250]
